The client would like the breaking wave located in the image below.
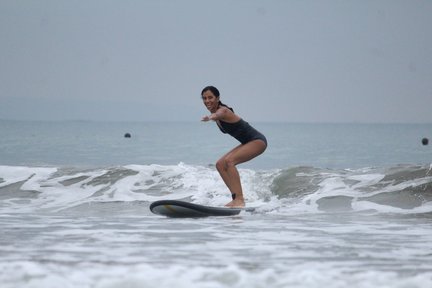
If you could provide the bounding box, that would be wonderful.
[1,163,431,216]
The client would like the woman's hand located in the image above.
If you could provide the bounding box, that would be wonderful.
[201,115,211,122]
[201,112,219,121]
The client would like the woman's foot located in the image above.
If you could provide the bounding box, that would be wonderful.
[225,199,245,208]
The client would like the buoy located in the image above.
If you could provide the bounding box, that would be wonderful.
[124,133,131,138]
[422,138,429,146]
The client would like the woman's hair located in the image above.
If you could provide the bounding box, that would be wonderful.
[201,86,234,112]
[201,86,220,97]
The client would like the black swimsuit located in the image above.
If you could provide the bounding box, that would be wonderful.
[217,119,267,146]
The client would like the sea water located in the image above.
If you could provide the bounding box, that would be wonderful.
[1,120,432,288]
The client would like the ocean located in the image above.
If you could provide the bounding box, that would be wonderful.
[1,120,431,287]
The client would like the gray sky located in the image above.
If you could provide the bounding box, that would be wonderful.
[1,0,431,123]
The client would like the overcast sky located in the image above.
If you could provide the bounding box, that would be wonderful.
[1,0,431,123]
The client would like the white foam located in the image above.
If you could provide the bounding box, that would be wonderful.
[0,165,57,188]
[2,164,431,215]
[0,163,276,213]
[284,168,432,215]
[126,163,274,207]
[353,200,432,214]
[1,261,431,288]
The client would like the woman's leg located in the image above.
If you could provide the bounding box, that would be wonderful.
[216,140,266,207]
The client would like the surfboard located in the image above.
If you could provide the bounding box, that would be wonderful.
[150,200,244,218]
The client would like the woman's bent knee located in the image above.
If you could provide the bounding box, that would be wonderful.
[216,157,236,171]
[216,158,226,171]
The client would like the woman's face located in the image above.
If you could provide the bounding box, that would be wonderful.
[202,90,219,113]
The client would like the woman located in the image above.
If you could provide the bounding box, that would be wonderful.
[201,86,267,207]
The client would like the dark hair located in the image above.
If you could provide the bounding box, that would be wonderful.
[201,86,220,97]
[201,86,234,112]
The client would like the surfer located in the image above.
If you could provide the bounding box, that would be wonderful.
[201,86,267,208]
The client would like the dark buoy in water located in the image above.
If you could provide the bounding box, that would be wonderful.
[422,138,429,146]
[124,133,131,138]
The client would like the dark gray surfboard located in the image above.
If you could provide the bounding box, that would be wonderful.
[150,200,245,218]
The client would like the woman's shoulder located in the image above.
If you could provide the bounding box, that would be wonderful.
[217,106,232,114]
[217,106,240,122]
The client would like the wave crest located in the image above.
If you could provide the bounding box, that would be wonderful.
[272,165,432,215]
[1,164,431,215]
